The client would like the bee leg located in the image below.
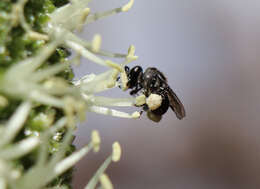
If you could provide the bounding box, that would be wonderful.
[130,86,142,95]
[142,104,149,111]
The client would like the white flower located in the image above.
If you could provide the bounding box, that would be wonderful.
[0,0,139,188]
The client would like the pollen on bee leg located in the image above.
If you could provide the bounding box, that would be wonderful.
[135,94,146,106]
[92,34,102,53]
[146,93,162,110]
[91,130,101,153]
[112,142,121,162]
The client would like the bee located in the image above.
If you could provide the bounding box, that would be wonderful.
[124,66,185,122]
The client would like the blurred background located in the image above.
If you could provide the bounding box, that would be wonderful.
[72,0,260,188]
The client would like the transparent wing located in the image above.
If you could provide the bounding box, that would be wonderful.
[166,86,186,119]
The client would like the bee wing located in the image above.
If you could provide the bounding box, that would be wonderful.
[166,86,186,119]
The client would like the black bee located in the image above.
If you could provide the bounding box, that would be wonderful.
[124,66,185,122]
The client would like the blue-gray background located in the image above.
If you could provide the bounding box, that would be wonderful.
[73,0,260,188]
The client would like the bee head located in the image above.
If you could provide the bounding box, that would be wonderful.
[126,66,143,89]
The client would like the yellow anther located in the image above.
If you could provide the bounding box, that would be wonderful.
[131,111,141,119]
[122,0,134,12]
[92,34,102,53]
[112,142,121,162]
[81,8,90,23]
[99,174,113,189]
[77,8,91,32]
[128,45,135,56]
[91,130,101,152]
[127,45,138,61]
[127,55,138,61]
